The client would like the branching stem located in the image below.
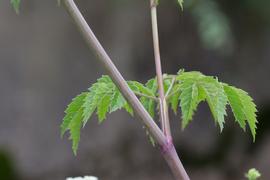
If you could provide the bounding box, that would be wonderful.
[62,0,190,179]
[62,0,164,145]
[150,0,171,138]
[165,77,176,98]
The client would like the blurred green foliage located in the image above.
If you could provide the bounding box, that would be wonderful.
[0,150,17,180]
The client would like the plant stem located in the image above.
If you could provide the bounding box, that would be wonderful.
[62,0,190,179]
[149,1,190,180]
[165,77,176,97]
[62,0,164,145]
[150,0,171,138]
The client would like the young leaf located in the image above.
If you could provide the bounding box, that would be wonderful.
[200,77,227,131]
[128,80,157,117]
[245,168,261,180]
[223,85,246,129]
[82,84,100,125]
[10,0,20,14]
[61,92,87,137]
[179,79,199,128]
[110,90,126,113]
[239,89,257,141]
[169,84,181,114]
[224,84,257,141]
[141,79,158,118]
[69,108,83,155]
[129,81,155,97]
[97,95,111,123]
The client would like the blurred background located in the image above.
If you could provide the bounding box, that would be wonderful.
[0,0,270,179]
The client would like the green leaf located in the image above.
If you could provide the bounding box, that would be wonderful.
[142,79,158,118]
[200,77,228,131]
[239,89,257,141]
[123,103,134,116]
[82,84,100,125]
[69,108,83,155]
[224,84,257,141]
[128,81,155,97]
[223,85,246,129]
[179,79,199,128]
[97,95,111,123]
[245,168,261,180]
[110,90,126,113]
[61,92,87,137]
[128,80,157,117]
[177,0,184,10]
[177,71,204,81]
[10,0,20,14]
[170,87,181,114]
[176,71,206,127]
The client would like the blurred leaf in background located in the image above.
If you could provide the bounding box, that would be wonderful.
[186,0,234,54]
[0,150,17,180]
[10,0,21,14]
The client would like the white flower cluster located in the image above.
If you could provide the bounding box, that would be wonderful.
[66,176,98,180]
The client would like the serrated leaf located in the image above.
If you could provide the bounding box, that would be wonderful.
[200,77,227,131]
[177,71,204,81]
[61,92,87,137]
[224,84,257,141]
[239,89,257,141]
[97,95,111,123]
[10,0,20,14]
[82,84,100,125]
[110,90,126,113]
[168,81,182,114]
[128,80,157,117]
[223,85,246,129]
[176,71,205,122]
[69,108,83,155]
[179,79,199,128]
[129,81,155,96]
